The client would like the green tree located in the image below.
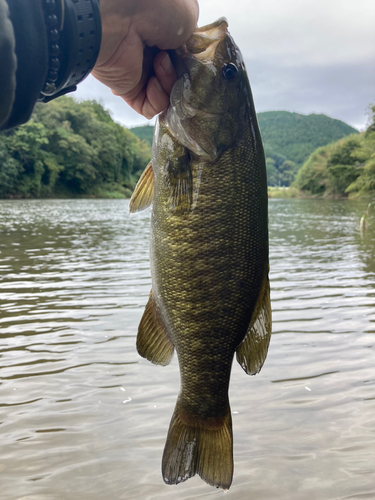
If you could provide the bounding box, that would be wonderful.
[294,122,375,199]
[365,103,375,136]
[0,134,23,196]
[325,136,361,195]
[266,157,278,186]
[0,96,152,198]
[279,160,297,186]
[49,126,98,192]
[264,146,296,186]
[6,119,49,196]
[294,145,331,195]
[130,124,154,146]
[346,131,375,196]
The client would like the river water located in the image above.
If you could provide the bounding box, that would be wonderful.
[0,198,374,500]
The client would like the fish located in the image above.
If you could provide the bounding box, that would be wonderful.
[129,18,271,490]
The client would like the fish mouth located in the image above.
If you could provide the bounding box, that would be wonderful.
[173,17,228,67]
[166,18,230,159]
[185,17,228,62]
[170,18,229,120]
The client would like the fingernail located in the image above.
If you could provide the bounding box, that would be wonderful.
[161,54,174,74]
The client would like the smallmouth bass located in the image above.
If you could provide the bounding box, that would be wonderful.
[129,18,271,490]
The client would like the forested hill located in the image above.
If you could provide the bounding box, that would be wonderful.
[131,112,358,164]
[130,124,154,145]
[293,104,375,198]
[0,97,151,199]
[131,112,359,187]
[257,111,358,166]
[0,99,361,198]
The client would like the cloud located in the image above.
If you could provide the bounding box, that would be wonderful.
[74,76,155,128]
[200,0,374,65]
[247,58,374,130]
[201,0,375,128]
[72,0,374,130]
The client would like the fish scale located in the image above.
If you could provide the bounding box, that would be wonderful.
[152,123,265,394]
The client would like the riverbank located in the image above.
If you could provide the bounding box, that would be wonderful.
[268,186,374,200]
[2,185,373,201]
[2,182,134,200]
[268,187,300,198]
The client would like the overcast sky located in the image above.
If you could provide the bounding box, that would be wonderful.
[75,0,375,131]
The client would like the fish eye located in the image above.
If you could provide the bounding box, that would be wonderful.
[222,63,238,81]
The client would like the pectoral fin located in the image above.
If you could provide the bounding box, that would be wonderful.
[129,162,154,213]
[137,291,174,366]
[164,150,193,213]
[236,266,272,375]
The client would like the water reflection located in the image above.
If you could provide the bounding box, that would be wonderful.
[358,230,375,276]
[1,198,375,500]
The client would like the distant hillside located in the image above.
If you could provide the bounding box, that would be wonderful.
[130,112,359,187]
[257,111,358,166]
[130,125,154,146]
[131,112,358,165]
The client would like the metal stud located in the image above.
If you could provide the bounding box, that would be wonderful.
[43,82,56,95]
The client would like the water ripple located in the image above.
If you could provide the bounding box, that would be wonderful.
[1,198,375,500]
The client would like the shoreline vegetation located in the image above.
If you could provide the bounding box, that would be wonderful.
[4,186,371,202]
[0,97,373,201]
[0,97,151,201]
[267,187,374,200]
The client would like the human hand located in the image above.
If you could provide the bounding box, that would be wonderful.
[92,0,199,119]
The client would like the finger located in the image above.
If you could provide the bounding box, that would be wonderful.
[121,76,169,119]
[143,76,170,117]
[119,89,155,119]
[141,0,199,49]
[154,52,178,96]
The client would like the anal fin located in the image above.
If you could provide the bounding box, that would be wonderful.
[236,264,272,375]
[129,162,154,213]
[136,291,174,366]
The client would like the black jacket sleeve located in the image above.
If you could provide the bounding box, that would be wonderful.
[0,0,16,128]
[0,0,48,130]
[0,0,101,131]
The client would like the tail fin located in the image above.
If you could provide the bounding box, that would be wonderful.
[162,402,233,490]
